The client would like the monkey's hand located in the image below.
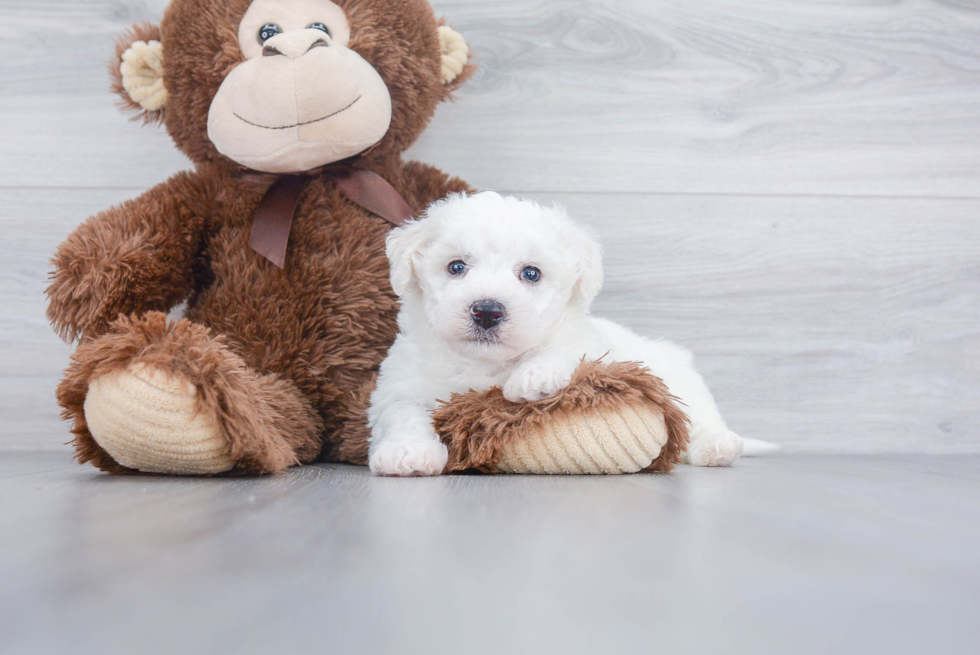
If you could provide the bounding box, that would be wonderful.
[47,172,210,342]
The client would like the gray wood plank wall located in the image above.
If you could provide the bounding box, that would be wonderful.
[1,0,977,453]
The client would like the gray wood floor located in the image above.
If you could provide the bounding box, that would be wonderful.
[1,2,979,653]
[2,451,979,655]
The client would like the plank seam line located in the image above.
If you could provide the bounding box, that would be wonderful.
[3,186,980,202]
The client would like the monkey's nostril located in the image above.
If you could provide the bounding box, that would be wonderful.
[471,301,506,330]
[308,40,330,51]
[262,45,282,57]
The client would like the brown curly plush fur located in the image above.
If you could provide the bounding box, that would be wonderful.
[433,360,690,474]
[47,0,472,474]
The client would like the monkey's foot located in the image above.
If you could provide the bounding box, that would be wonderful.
[60,313,324,476]
[84,362,234,475]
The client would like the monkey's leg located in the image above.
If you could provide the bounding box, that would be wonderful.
[58,312,323,475]
[318,372,378,466]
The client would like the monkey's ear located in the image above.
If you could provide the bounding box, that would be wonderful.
[110,22,167,124]
[438,25,475,94]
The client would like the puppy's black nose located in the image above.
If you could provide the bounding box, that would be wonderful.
[471,300,505,330]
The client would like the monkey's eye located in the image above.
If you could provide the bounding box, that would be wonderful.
[308,22,331,37]
[448,261,467,276]
[520,266,541,283]
[258,24,282,44]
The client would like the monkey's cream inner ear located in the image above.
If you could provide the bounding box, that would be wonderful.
[438,26,469,84]
[120,40,168,112]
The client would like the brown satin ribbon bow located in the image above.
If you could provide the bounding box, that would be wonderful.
[249,165,416,269]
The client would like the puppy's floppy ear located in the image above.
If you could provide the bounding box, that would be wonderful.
[386,220,429,297]
[568,222,604,306]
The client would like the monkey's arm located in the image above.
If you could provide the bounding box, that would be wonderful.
[401,160,473,210]
[46,171,212,342]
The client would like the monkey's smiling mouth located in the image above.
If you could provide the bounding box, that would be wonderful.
[234,95,362,130]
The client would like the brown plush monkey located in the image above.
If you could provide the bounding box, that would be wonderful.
[47,0,476,475]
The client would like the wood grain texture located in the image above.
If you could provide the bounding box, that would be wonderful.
[1,451,979,655]
[414,0,980,196]
[0,0,979,195]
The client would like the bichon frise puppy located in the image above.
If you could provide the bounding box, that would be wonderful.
[368,191,762,476]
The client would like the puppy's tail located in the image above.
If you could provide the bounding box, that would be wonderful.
[741,437,780,456]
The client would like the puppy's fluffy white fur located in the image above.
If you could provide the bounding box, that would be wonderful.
[368,192,754,476]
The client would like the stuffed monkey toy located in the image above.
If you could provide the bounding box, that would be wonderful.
[48,0,685,476]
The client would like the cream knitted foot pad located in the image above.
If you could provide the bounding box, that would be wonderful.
[84,363,235,475]
[497,403,668,474]
[434,360,690,475]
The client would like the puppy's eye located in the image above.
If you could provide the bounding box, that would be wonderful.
[308,22,331,36]
[521,266,541,283]
[448,261,467,276]
[258,23,282,44]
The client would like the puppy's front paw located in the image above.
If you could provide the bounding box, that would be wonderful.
[369,438,448,477]
[503,360,574,403]
[686,430,743,467]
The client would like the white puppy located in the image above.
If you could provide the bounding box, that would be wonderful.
[368,191,757,476]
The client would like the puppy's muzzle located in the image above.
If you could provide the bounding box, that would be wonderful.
[470,300,505,330]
